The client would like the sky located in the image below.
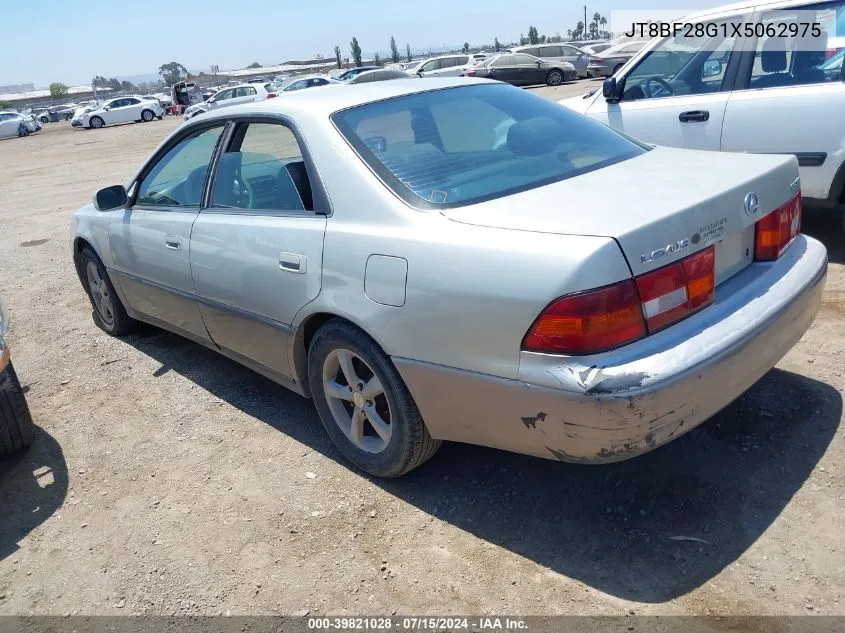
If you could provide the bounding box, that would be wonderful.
[1,0,728,87]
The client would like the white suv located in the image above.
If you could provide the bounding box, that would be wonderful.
[561,0,845,225]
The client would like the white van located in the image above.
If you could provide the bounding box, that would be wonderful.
[562,0,845,225]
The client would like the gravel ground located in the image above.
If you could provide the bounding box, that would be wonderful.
[0,82,843,617]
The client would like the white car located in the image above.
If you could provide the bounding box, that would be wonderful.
[71,78,825,476]
[72,96,164,129]
[410,54,477,77]
[561,0,845,226]
[0,111,40,138]
[183,83,276,120]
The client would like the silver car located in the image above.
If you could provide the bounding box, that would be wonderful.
[71,78,827,477]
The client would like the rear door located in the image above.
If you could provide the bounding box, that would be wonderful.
[190,118,327,379]
[513,53,544,85]
[0,113,18,138]
[585,18,744,150]
[108,122,227,339]
[721,0,845,200]
[560,44,590,76]
[486,55,520,83]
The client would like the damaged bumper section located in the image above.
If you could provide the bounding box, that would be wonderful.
[394,235,827,464]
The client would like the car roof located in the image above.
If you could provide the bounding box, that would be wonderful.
[198,77,497,120]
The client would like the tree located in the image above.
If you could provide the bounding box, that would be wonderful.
[390,36,400,64]
[519,33,528,45]
[49,82,69,99]
[0,100,12,109]
[333,46,342,68]
[247,61,261,69]
[158,62,188,86]
[528,26,540,45]
[406,43,412,63]
[494,37,501,52]
[600,16,608,38]
[462,42,470,54]
[573,21,585,40]
[374,53,382,66]
[350,37,362,67]
[566,29,573,39]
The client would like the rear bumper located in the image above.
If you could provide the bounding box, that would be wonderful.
[71,120,84,128]
[394,235,827,463]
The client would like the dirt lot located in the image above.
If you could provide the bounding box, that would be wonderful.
[0,81,843,618]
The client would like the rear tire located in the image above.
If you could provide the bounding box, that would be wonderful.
[78,246,137,336]
[0,363,34,456]
[546,69,564,86]
[612,63,624,75]
[308,319,441,478]
[89,116,104,129]
[141,109,154,122]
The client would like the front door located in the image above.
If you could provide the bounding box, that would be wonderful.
[108,123,227,340]
[585,22,742,150]
[190,119,326,379]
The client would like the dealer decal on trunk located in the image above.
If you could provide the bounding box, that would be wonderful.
[640,217,727,265]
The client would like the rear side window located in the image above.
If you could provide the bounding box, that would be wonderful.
[332,84,647,209]
[539,46,562,57]
[211,122,313,212]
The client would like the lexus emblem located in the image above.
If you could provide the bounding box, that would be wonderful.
[743,192,759,217]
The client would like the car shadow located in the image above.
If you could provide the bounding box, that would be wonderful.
[122,330,840,602]
[803,206,844,264]
[0,428,69,561]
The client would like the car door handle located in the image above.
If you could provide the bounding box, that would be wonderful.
[279,252,306,274]
[165,235,182,250]
[679,110,710,123]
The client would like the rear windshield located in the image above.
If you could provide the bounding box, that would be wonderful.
[332,84,647,209]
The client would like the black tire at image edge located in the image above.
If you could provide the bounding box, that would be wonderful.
[0,363,34,456]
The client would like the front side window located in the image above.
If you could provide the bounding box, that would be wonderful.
[747,2,845,89]
[136,125,225,207]
[332,84,647,209]
[211,122,312,212]
[539,46,562,57]
[125,98,140,106]
[622,28,736,100]
[513,54,538,65]
[420,59,441,72]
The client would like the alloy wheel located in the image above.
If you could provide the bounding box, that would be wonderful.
[322,349,393,454]
[86,262,115,326]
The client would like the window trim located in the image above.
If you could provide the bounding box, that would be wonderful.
[616,15,748,102]
[130,120,231,212]
[202,114,332,217]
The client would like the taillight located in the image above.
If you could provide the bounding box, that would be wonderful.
[754,192,801,261]
[522,281,646,354]
[266,92,277,99]
[635,246,715,333]
[523,246,716,354]
[464,70,476,76]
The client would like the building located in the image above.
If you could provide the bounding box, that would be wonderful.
[0,85,113,109]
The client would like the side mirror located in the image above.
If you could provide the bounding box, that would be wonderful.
[94,185,128,211]
[536,60,542,66]
[702,58,722,78]
[603,76,623,102]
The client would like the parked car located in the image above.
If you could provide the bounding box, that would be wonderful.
[586,41,650,77]
[71,96,164,129]
[335,66,381,81]
[348,69,410,84]
[465,53,577,85]
[72,78,826,477]
[0,294,34,456]
[0,111,40,138]
[37,104,78,123]
[507,43,591,78]
[274,75,342,92]
[581,43,613,55]
[562,0,845,226]
[412,54,476,77]
[184,83,276,120]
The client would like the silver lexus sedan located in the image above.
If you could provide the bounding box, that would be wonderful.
[71,78,827,477]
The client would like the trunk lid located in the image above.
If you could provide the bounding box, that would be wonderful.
[444,147,799,281]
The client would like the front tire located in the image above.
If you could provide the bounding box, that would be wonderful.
[141,109,154,122]
[0,363,34,456]
[78,247,136,336]
[546,69,564,86]
[89,116,104,129]
[308,320,441,478]
[39,116,49,124]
